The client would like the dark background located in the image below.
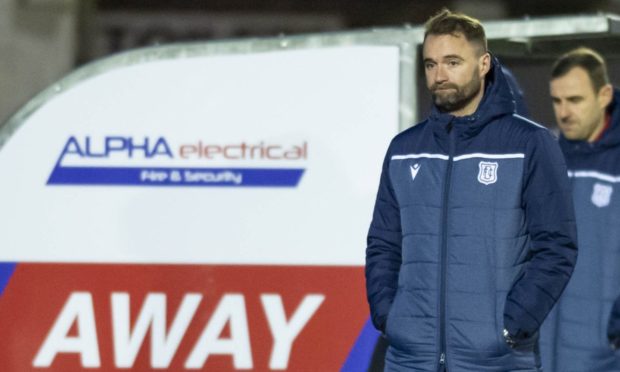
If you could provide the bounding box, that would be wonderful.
[78,0,620,129]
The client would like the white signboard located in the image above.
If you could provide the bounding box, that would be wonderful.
[0,45,400,371]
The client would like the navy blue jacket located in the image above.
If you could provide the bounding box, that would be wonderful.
[540,89,620,372]
[501,65,530,118]
[365,58,578,371]
[610,296,620,349]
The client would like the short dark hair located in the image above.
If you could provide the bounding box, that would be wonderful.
[551,47,610,92]
[424,8,488,55]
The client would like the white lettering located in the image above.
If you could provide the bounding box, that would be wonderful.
[183,170,242,185]
[111,292,202,368]
[261,294,324,370]
[140,170,168,182]
[185,294,252,369]
[33,291,322,370]
[33,292,100,368]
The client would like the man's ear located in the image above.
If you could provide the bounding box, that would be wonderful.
[479,52,491,77]
[598,83,613,110]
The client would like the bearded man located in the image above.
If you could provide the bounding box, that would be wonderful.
[365,9,578,372]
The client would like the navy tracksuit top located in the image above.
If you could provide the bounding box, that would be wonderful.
[540,89,620,372]
[365,58,578,372]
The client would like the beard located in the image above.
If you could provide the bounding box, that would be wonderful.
[431,69,483,113]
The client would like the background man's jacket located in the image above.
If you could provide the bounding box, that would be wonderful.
[540,89,620,372]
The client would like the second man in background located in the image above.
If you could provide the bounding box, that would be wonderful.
[541,47,620,372]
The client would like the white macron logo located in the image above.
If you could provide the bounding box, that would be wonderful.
[410,163,421,180]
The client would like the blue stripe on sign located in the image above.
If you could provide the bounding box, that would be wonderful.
[0,263,16,296]
[341,318,381,372]
[47,166,305,187]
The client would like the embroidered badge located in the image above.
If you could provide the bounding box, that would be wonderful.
[478,161,498,185]
[591,182,613,208]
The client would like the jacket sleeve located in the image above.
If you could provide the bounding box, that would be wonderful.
[365,149,402,333]
[608,295,620,349]
[503,129,578,339]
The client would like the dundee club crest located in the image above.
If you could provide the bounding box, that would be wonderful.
[478,161,498,185]
[591,182,613,207]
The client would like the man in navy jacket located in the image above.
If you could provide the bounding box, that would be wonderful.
[540,47,620,372]
[365,9,578,371]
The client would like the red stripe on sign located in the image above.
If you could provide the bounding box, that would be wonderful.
[0,264,368,371]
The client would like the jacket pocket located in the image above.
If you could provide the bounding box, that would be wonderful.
[384,289,400,342]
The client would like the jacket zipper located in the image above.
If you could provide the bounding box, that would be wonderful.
[439,122,455,372]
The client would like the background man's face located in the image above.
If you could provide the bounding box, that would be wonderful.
[422,33,486,115]
[550,67,607,141]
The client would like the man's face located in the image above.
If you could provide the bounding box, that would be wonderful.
[550,67,610,141]
[423,33,489,115]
